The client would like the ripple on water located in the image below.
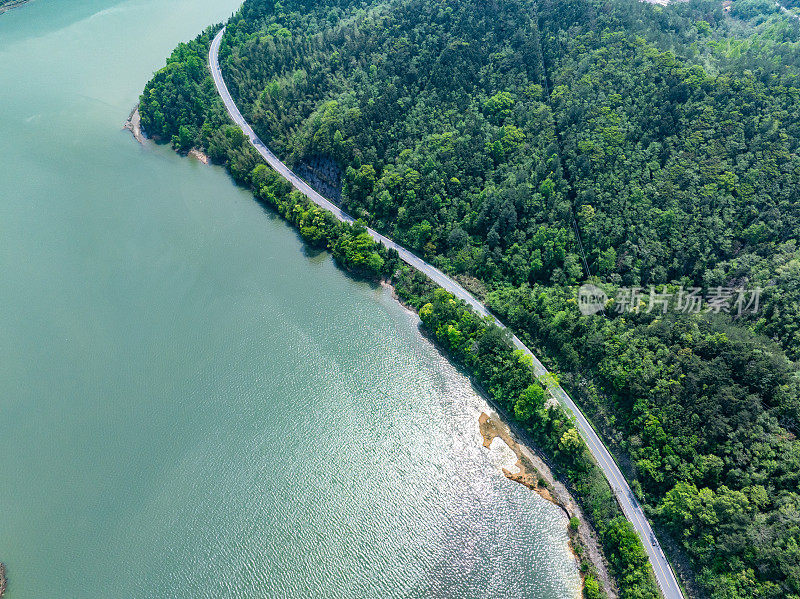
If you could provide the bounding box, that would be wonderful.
[0,1,581,594]
[104,293,581,599]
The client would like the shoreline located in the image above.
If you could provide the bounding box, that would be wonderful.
[188,148,210,164]
[204,28,682,597]
[478,411,618,599]
[123,105,146,144]
[0,0,30,14]
[140,28,672,594]
[0,562,6,597]
[383,278,618,597]
[124,104,209,165]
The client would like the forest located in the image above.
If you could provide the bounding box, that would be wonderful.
[138,0,800,597]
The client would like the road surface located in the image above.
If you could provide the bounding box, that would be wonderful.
[209,26,684,599]
[777,1,800,22]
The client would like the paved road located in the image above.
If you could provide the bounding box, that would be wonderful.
[777,1,800,22]
[209,27,684,599]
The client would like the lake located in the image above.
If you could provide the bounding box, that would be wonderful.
[0,0,580,596]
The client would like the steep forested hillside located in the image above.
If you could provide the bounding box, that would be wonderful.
[139,0,800,597]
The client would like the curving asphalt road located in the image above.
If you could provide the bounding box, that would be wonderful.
[209,26,684,599]
[777,1,800,22]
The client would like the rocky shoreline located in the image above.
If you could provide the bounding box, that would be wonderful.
[382,279,619,596]
[479,411,618,599]
[0,0,30,14]
[0,562,7,597]
[123,105,146,144]
[124,105,209,165]
[188,148,210,164]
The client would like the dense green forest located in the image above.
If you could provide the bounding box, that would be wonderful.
[139,0,800,597]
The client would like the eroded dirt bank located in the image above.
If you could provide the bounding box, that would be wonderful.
[480,411,618,599]
[125,106,209,165]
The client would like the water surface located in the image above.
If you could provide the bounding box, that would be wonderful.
[0,1,580,596]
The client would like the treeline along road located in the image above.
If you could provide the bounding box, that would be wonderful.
[209,26,683,599]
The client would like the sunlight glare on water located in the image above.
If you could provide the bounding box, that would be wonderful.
[0,0,581,596]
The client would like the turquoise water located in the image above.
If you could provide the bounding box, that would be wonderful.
[0,1,580,597]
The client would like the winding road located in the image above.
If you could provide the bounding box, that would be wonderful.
[209,26,684,599]
[777,1,800,23]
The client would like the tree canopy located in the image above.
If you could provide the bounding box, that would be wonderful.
[139,0,800,596]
